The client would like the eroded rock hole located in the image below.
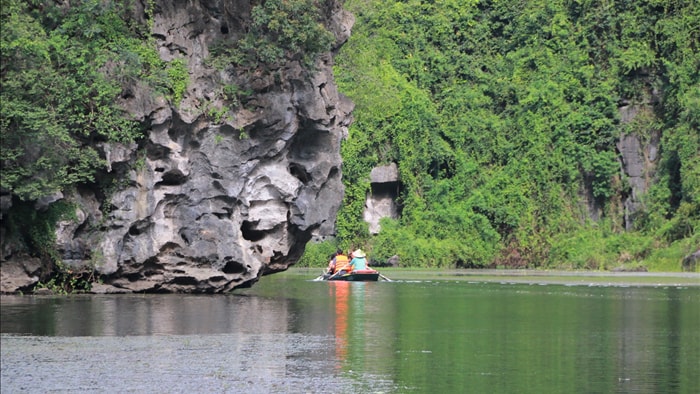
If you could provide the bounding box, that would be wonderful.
[289,124,331,161]
[214,207,233,219]
[371,182,399,201]
[125,272,142,282]
[222,260,245,274]
[289,163,311,184]
[241,221,266,241]
[328,166,339,180]
[158,170,187,186]
[171,276,199,286]
[159,242,181,252]
[212,180,226,192]
[146,144,170,160]
[128,220,151,236]
[121,88,134,99]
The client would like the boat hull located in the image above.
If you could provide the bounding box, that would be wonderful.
[325,270,380,282]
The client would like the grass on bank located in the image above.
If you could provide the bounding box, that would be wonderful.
[298,228,699,273]
[284,267,700,287]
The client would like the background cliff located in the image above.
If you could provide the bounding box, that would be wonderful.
[1,0,354,293]
[302,0,699,272]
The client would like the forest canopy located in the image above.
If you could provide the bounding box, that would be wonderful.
[301,0,699,271]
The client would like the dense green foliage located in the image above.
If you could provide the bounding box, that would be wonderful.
[209,0,335,69]
[4,199,94,292]
[1,0,182,201]
[4,200,75,262]
[315,0,699,270]
[0,0,190,291]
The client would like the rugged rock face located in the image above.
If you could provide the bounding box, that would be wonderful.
[363,163,400,234]
[582,99,661,228]
[682,249,700,272]
[616,103,660,230]
[617,129,660,229]
[0,0,355,293]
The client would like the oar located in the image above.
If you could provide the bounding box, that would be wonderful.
[379,273,393,282]
[328,271,344,280]
[314,271,330,281]
[316,271,342,281]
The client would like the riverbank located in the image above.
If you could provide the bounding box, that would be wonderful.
[292,267,700,287]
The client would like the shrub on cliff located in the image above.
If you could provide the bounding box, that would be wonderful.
[0,0,181,201]
[209,0,335,69]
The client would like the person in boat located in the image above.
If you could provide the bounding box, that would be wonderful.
[326,249,351,278]
[326,252,337,275]
[349,249,368,271]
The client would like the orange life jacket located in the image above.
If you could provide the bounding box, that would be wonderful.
[334,254,350,273]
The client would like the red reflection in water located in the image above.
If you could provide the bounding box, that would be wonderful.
[331,281,351,369]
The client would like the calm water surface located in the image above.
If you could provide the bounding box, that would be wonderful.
[2,269,699,393]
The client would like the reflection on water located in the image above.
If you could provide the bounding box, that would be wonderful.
[2,271,699,393]
[1,294,292,336]
[331,281,350,370]
[328,281,378,375]
[1,284,397,393]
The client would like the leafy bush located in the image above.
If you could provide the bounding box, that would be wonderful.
[370,216,499,268]
[549,222,656,270]
[297,239,339,268]
[5,200,76,261]
[645,234,700,272]
[209,0,335,69]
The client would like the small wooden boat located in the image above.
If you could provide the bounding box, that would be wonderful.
[320,269,381,282]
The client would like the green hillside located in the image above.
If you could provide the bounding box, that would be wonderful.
[304,0,699,270]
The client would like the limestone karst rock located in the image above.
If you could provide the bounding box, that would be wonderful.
[0,0,354,293]
[363,163,400,235]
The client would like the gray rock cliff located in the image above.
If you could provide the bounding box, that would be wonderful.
[0,0,354,293]
[363,163,400,235]
[616,99,660,230]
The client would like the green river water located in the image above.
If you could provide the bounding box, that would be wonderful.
[2,269,699,393]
